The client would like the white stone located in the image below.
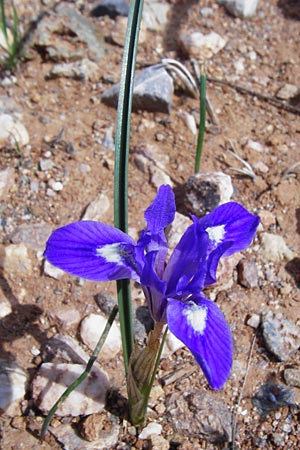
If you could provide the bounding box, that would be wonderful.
[247,313,260,329]
[1,244,32,276]
[166,212,191,258]
[138,422,163,439]
[276,84,299,100]
[44,259,65,279]
[80,313,121,360]
[0,359,27,416]
[0,296,12,319]
[48,308,81,330]
[32,363,110,416]
[0,167,15,198]
[234,58,245,74]
[82,193,110,221]
[259,233,295,262]
[179,31,227,60]
[150,166,173,189]
[43,333,90,364]
[143,1,170,31]
[219,0,259,18]
[162,329,185,358]
[48,179,63,191]
[0,113,29,148]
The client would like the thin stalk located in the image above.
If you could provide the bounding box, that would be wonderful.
[114,0,144,374]
[41,305,119,440]
[194,71,206,173]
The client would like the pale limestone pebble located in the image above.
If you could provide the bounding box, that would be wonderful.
[0,359,27,416]
[150,166,173,189]
[237,258,259,288]
[111,16,147,46]
[150,434,170,450]
[215,253,240,288]
[253,161,269,174]
[276,84,299,100]
[244,139,264,152]
[142,1,170,31]
[138,422,163,439]
[39,159,54,171]
[179,31,227,60]
[0,296,12,319]
[80,313,121,360]
[10,222,53,252]
[166,212,191,258]
[162,329,185,358]
[0,113,29,148]
[259,233,295,262]
[247,313,261,329]
[48,308,81,330]
[32,363,110,416]
[81,192,110,221]
[44,259,65,279]
[48,179,63,192]
[233,57,245,74]
[50,421,119,450]
[180,112,197,135]
[47,58,101,82]
[283,368,300,388]
[218,0,259,18]
[258,210,276,230]
[0,167,15,198]
[0,244,33,276]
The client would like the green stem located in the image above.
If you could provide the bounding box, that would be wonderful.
[40,305,119,440]
[114,0,144,374]
[194,71,206,173]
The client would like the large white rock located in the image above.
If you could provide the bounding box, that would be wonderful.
[259,233,295,262]
[80,313,121,360]
[32,363,110,416]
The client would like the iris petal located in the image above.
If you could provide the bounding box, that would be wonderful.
[199,202,260,257]
[144,185,176,235]
[166,295,232,390]
[44,221,140,282]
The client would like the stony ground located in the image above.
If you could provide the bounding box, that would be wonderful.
[0,0,300,449]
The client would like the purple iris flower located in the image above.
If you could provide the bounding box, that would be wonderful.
[44,185,259,390]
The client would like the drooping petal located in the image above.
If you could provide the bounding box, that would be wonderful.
[166,295,232,390]
[164,221,209,296]
[140,251,168,322]
[199,202,260,257]
[44,221,141,282]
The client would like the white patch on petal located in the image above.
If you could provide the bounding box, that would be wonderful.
[183,302,208,335]
[206,224,225,245]
[96,243,122,263]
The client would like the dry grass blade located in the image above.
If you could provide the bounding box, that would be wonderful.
[224,140,257,180]
[282,161,300,179]
[161,58,198,98]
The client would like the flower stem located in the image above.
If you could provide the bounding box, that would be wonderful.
[114,0,144,374]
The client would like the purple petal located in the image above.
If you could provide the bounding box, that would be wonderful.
[164,221,209,296]
[199,202,260,257]
[44,221,141,282]
[144,185,176,235]
[140,251,168,322]
[167,295,232,390]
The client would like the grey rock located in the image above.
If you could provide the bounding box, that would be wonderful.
[246,313,261,329]
[184,172,233,217]
[102,66,174,113]
[39,159,54,171]
[10,222,53,252]
[33,7,105,62]
[94,292,117,316]
[218,0,259,18]
[32,362,110,416]
[237,258,259,288]
[81,193,110,221]
[283,368,300,388]
[262,311,300,361]
[48,308,81,330]
[0,113,29,148]
[166,391,232,443]
[143,1,170,31]
[42,333,90,364]
[48,58,101,82]
[0,359,27,416]
[253,382,296,416]
[91,0,129,18]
